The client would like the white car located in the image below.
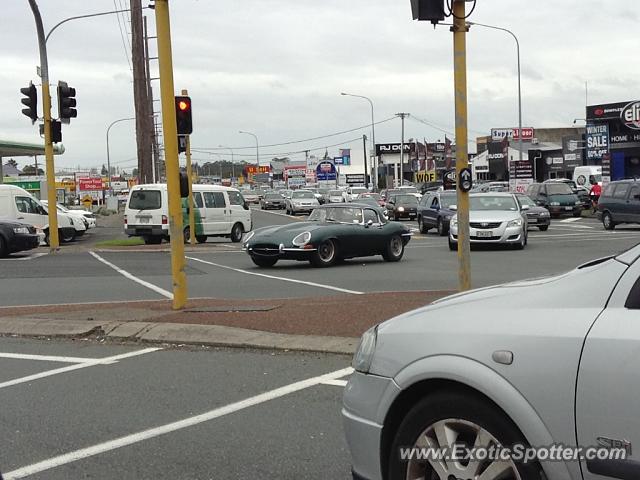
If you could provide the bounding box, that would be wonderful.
[328,189,347,203]
[42,201,94,230]
[449,193,528,250]
[347,186,368,202]
[343,243,640,480]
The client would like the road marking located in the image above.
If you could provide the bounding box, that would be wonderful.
[186,256,364,295]
[0,352,107,364]
[0,252,47,261]
[560,217,583,223]
[3,366,353,480]
[0,348,160,390]
[89,251,173,299]
[533,235,639,245]
[320,379,349,387]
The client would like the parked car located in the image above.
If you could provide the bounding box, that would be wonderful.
[514,193,551,231]
[260,193,285,210]
[343,243,640,480]
[284,190,319,215]
[241,191,260,204]
[449,193,528,250]
[41,200,88,236]
[125,184,252,244]
[597,178,640,230]
[0,184,77,244]
[386,194,418,220]
[417,191,457,235]
[243,204,411,267]
[0,219,40,257]
[527,182,582,217]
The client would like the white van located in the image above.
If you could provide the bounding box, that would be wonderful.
[0,184,77,243]
[573,166,602,187]
[125,184,253,244]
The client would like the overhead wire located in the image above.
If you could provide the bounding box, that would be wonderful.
[113,0,133,72]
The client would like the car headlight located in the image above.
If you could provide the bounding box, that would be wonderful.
[450,217,458,228]
[292,231,311,247]
[242,231,255,245]
[508,218,523,227]
[352,326,378,373]
[13,227,30,234]
[397,206,405,212]
[550,202,560,206]
[575,201,581,205]
[540,211,550,216]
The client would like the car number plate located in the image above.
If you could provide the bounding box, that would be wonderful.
[137,216,150,224]
[477,230,493,238]
[564,206,573,211]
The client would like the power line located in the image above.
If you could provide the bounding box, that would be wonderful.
[192,117,397,151]
[113,0,132,72]
[409,115,484,143]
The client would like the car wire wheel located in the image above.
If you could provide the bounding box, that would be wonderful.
[311,240,336,267]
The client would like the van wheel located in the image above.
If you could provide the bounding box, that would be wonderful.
[183,227,191,243]
[603,211,616,230]
[0,236,7,258]
[230,223,244,243]
[196,235,207,244]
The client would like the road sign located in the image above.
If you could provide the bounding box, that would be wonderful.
[346,174,366,185]
[459,167,472,192]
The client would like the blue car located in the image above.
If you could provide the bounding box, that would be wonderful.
[417,191,457,236]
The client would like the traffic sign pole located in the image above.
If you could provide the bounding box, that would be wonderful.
[452,0,471,291]
[182,88,196,247]
[155,0,187,309]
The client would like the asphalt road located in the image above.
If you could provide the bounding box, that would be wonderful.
[0,208,638,306]
[0,337,352,480]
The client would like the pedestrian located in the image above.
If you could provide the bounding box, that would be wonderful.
[589,176,602,214]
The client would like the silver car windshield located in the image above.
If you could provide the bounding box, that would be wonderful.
[292,192,315,199]
[309,207,363,224]
[470,196,518,211]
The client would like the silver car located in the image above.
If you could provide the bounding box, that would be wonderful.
[343,243,640,480]
[285,190,320,215]
[449,193,528,250]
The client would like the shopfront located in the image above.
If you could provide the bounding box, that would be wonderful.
[586,101,640,180]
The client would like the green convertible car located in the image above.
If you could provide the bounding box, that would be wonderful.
[243,204,412,268]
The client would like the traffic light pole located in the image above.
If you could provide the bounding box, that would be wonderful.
[155,0,187,309]
[452,0,471,291]
[27,0,59,252]
[182,90,195,246]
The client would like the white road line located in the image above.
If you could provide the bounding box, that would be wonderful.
[0,252,48,261]
[0,353,106,364]
[560,217,583,223]
[319,379,349,387]
[187,256,364,295]
[89,251,173,299]
[0,348,160,390]
[3,366,353,480]
[534,235,640,244]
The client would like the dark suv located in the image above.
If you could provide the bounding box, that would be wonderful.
[597,179,640,230]
[527,182,582,217]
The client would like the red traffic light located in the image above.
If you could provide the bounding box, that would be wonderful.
[178,100,190,111]
[175,95,193,135]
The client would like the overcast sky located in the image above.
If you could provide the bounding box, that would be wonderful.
[1,0,638,172]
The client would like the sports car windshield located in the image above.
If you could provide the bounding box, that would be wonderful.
[470,196,518,211]
[292,191,315,199]
[309,207,363,224]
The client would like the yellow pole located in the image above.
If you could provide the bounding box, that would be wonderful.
[182,87,196,247]
[155,0,187,309]
[453,0,471,291]
[42,82,59,252]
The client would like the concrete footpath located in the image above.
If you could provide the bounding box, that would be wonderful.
[0,291,452,354]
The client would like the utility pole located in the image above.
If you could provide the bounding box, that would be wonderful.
[27,0,59,251]
[362,135,368,188]
[452,0,471,291]
[144,15,160,183]
[396,113,409,187]
[131,0,152,184]
[155,0,187,309]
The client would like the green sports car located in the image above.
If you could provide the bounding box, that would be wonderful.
[243,203,413,268]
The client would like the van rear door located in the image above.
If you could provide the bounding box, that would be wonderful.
[128,189,163,226]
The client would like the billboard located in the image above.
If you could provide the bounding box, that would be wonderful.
[78,177,103,191]
[586,124,609,162]
[316,161,337,181]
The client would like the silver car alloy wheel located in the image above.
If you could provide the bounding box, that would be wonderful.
[390,236,403,257]
[406,418,522,480]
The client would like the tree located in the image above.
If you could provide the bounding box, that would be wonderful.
[22,165,44,176]
[7,159,18,168]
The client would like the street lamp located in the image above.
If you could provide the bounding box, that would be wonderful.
[106,117,135,191]
[45,7,141,43]
[239,130,259,167]
[467,21,523,163]
[341,92,377,189]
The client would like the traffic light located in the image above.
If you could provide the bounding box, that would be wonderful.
[179,171,189,198]
[175,95,192,135]
[57,80,77,123]
[51,120,62,143]
[410,0,445,24]
[178,135,187,154]
[20,82,38,123]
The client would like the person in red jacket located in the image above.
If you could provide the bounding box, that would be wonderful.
[589,177,602,213]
